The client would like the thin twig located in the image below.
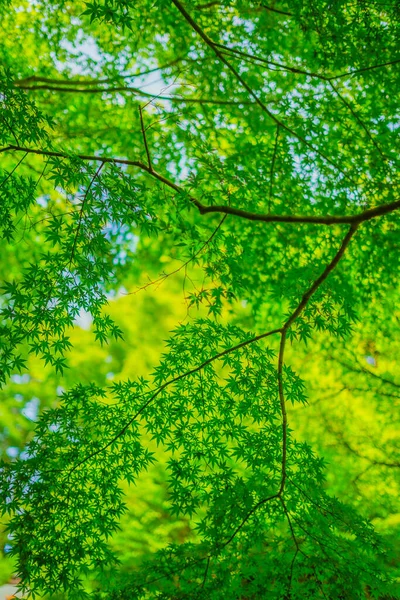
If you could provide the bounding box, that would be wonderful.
[333,57,400,80]
[68,162,104,269]
[0,151,28,188]
[324,420,400,468]
[215,43,400,82]
[220,493,281,547]
[0,114,20,145]
[328,80,386,160]
[268,124,280,211]
[127,214,227,295]
[64,327,282,477]
[216,42,329,80]
[139,106,153,171]
[200,556,210,589]
[262,3,291,16]
[335,357,400,389]
[280,497,302,597]
[284,224,359,330]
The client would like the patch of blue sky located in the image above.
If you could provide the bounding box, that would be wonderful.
[21,396,39,421]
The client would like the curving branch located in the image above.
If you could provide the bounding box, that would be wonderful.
[68,162,104,268]
[194,2,292,15]
[2,145,400,227]
[223,224,359,544]
[198,200,400,225]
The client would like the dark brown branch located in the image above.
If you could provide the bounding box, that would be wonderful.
[194,1,292,15]
[194,1,221,8]
[3,145,400,226]
[261,3,291,15]
[198,200,400,225]
[0,143,184,194]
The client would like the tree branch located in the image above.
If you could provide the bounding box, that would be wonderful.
[64,326,282,477]
[215,42,330,80]
[170,0,348,177]
[280,497,302,597]
[198,201,400,225]
[261,4,291,16]
[325,421,400,468]
[127,214,227,295]
[222,225,359,544]
[14,58,185,87]
[278,329,288,494]
[15,82,253,107]
[328,80,386,159]
[139,106,153,172]
[333,57,400,80]
[284,224,359,329]
[68,162,104,269]
[194,1,292,15]
[2,145,400,226]
[268,123,280,211]
[214,43,400,82]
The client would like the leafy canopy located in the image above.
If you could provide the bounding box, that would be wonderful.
[0,0,399,598]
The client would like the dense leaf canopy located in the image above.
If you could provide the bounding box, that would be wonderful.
[0,0,399,598]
